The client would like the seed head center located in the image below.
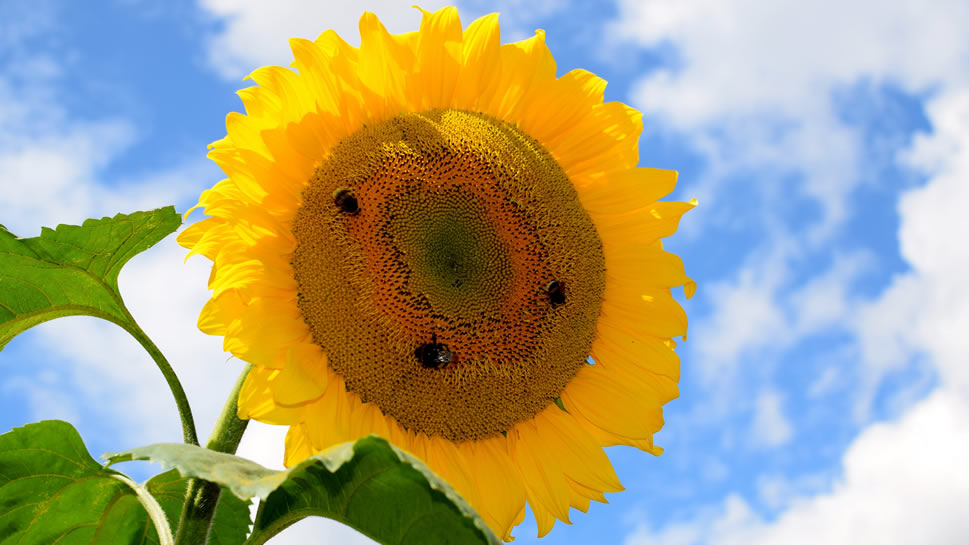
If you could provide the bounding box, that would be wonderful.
[290,109,605,441]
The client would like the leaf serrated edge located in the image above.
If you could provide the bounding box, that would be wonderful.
[104,436,502,545]
[384,442,502,545]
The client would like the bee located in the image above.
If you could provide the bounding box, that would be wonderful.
[333,187,360,215]
[415,334,453,369]
[546,280,566,307]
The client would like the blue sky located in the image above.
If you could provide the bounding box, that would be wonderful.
[2,1,968,543]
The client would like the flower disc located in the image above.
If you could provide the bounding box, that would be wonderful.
[291,109,605,441]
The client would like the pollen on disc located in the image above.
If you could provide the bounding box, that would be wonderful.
[291,109,605,441]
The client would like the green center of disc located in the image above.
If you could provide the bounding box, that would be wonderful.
[388,188,511,321]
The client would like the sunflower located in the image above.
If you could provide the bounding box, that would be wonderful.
[179,6,694,540]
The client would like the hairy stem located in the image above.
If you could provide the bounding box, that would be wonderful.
[174,364,252,545]
[119,319,199,446]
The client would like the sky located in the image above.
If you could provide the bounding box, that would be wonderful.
[1,0,968,543]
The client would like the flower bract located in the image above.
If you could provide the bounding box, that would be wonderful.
[179,6,695,540]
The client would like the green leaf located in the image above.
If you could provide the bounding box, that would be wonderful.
[0,420,172,544]
[0,207,180,349]
[105,436,502,545]
[146,469,251,545]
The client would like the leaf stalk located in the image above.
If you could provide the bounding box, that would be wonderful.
[119,318,200,446]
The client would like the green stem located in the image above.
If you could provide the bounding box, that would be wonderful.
[119,319,199,446]
[174,364,252,545]
[203,363,253,454]
[114,474,175,545]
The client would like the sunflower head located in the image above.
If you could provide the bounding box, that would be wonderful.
[179,6,694,540]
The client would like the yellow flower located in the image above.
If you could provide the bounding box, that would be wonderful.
[179,6,694,540]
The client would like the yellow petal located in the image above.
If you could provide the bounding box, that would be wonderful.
[551,102,642,177]
[454,12,501,109]
[593,199,696,248]
[358,11,414,115]
[576,167,678,213]
[411,6,462,108]
[273,343,329,406]
[562,365,666,440]
[349,399,392,440]
[532,407,623,493]
[508,420,572,528]
[601,287,689,339]
[593,317,681,380]
[289,38,344,117]
[224,297,308,368]
[518,68,605,145]
[284,421,314,467]
[303,375,354,450]
[460,437,527,541]
[198,288,245,336]
[486,30,556,122]
[237,367,303,424]
[425,435,480,508]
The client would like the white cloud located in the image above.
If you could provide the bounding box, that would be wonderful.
[634,87,969,545]
[615,3,969,543]
[0,130,211,237]
[647,0,966,425]
[0,0,55,51]
[1,371,81,426]
[459,0,570,41]
[754,472,828,512]
[624,8,969,539]
[198,0,451,80]
[787,252,871,334]
[196,0,577,81]
[691,244,868,388]
[612,0,969,240]
[750,390,792,448]
[614,0,969,124]
[690,245,788,385]
[854,89,969,397]
[0,45,210,236]
[626,389,969,545]
[806,366,839,399]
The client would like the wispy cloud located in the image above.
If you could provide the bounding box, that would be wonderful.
[196,0,576,81]
[854,89,969,398]
[750,389,792,448]
[614,0,969,542]
[197,0,450,79]
[625,390,969,545]
[0,35,208,235]
[612,0,969,242]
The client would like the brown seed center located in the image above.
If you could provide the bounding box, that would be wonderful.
[290,109,605,441]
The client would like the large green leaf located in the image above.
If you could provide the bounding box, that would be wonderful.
[0,420,172,544]
[0,420,250,545]
[105,436,502,545]
[146,470,251,545]
[0,207,180,349]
